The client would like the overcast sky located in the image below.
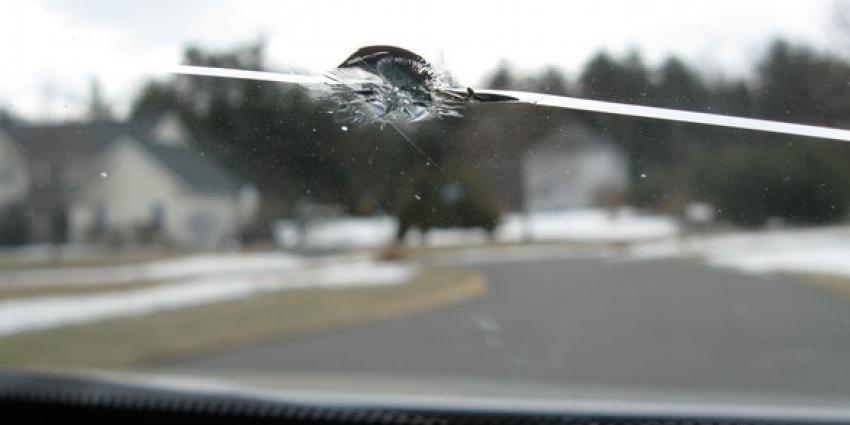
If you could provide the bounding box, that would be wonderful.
[0,0,845,121]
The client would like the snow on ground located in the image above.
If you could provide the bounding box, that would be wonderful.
[275,208,680,249]
[2,252,304,287]
[497,209,679,243]
[0,260,415,337]
[630,225,850,279]
[276,217,396,250]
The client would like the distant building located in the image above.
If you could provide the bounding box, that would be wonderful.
[523,125,628,211]
[5,113,259,248]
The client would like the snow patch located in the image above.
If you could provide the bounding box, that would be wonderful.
[631,226,850,279]
[497,209,679,243]
[2,252,304,287]
[275,209,680,250]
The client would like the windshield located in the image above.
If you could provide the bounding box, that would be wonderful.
[2,0,850,411]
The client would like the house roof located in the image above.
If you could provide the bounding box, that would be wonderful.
[7,121,124,159]
[7,118,248,195]
[138,141,245,194]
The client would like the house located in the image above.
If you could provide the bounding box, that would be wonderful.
[6,113,259,249]
[523,124,628,211]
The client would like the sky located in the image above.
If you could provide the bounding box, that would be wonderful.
[0,0,845,121]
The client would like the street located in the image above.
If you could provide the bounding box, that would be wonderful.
[157,257,850,398]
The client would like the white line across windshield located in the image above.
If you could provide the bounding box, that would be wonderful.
[168,65,850,143]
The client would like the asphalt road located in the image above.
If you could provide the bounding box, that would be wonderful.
[158,257,850,398]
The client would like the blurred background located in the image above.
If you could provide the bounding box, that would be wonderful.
[1,1,850,252]
[2,0,850,404]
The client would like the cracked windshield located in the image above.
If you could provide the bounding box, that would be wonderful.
[3,0,850,408]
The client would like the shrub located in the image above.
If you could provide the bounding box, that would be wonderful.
[692,142,850,227]
[394,165,500,241]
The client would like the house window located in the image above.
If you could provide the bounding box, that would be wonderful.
[0,159,14,184]
[93,204,107,231]
[151,201,165,230]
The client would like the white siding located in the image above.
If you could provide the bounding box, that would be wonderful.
[70,138,181,243]
[237,186,260,226]
[69,138,249,248]
[524,143,628,211]
[171,192,243,249]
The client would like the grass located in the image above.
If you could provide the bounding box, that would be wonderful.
[0,268,486,370]
[785,272,850,300]
[373,239,629,261]
[0,280,165,301]
[0,249,189,271]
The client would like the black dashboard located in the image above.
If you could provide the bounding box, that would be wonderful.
[1,371,848,425]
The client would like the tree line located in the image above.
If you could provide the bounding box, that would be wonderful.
[44,39,850,240]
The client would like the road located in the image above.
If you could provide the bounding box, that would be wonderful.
[157,257,850,398]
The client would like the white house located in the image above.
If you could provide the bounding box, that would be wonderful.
[8,114,259,249]
[523,125,629,211]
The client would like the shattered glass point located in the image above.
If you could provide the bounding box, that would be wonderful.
[310,46,468,126]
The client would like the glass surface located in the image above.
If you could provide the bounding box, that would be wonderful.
[1,0,850,410]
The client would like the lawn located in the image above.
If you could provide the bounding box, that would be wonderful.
[0,268,485,370]
[786,272,850,300]
[0,280,165,301]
